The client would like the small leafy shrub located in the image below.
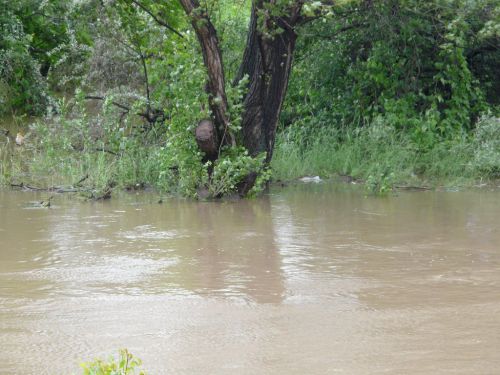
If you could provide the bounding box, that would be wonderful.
[207,147,269,197]
[80,349,146,375]
[365,172,396,195]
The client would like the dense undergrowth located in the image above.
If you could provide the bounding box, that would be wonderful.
[274,0,500,192]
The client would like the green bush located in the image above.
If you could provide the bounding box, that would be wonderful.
[0,16,49,115]
[283,0,498,139]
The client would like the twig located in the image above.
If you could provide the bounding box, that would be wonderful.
[84,95,131,113]
[138,50,151,107]
[94,147,118,155]
[84,95,166,126]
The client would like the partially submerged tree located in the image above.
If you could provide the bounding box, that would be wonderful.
[181,1,336,195]
[126,0,334,196]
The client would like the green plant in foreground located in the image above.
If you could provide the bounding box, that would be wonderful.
[80,349,146,375]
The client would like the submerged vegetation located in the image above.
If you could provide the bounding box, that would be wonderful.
[0,0,499,197]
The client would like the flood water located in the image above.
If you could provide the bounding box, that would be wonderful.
[0,183,499,374]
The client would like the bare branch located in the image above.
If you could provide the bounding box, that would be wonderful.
[85,95,131,112]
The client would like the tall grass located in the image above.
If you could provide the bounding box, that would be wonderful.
[0,115,167,196]
[272,115,500,188]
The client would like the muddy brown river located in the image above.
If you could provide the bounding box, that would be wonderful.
[0,184,499,374]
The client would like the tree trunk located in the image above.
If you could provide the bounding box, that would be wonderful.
[179,0,234,148]
[180,0,301,196]
[243,14,296,162]
[235,4,299,194]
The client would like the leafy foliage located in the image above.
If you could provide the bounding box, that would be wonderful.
[0,0,94,114]
[284,0,498,141]
[0,1,48,115]
[80,349,146,375]
[470,115,500,177]
[271,0,499,192]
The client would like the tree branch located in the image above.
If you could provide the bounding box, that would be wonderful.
[138,49,151,107]
[85,95,131,112]
[84,95,166,125]
[130,0,184,38]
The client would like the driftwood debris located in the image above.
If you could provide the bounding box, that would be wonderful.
[11,181,114,201]
[9,174,112,199]
[10,182,81,193]
[394,185,432,191]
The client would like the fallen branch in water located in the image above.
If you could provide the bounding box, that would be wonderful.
[394,185,432,191]
[10,178,114,200]
[75,174,89,186]
[10,182,82,193]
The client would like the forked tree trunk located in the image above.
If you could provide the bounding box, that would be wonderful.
[180,0,302,195]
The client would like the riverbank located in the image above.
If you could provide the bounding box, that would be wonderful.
[1,115,499,197]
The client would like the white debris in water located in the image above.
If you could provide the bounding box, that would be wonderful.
[299,176,322,183]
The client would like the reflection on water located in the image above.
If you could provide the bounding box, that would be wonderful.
[0,184,499,374]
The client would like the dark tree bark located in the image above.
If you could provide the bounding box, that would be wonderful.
[234,2,302,194]
[236,3,300,162]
